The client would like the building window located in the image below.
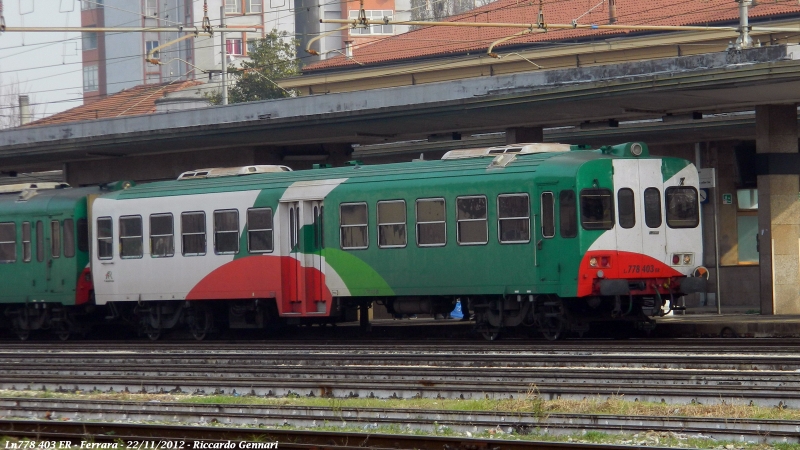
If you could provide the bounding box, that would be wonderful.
[182,212,206,256]
[340,203,368,250]
[416,198,446,247]
[559,190,577,238]
[83,65,99,92]
[214,210,240,255]
[246,39,258,55]
[377,200,406,248]
[63,218,75,258]
[225,0,241,13]
[247,0,262,13]
[617,188,635,229]
[150,214,174,258]
[51,220,61,258]
[0,222,16,263]
[498,194,530,243]
[81,0,103,10]
[580,189,614,230]
[247,208,273,253]
[348,10,393,34]
[119,216,143,259]
[82,31,97,51]
[146,40,160,58]
[22,222,31,263]
[226,38,243,55]
[145,0,157,16]
[456,196,487,245]
[736,188,759,264]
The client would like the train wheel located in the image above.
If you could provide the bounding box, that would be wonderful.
[481,329,500,341]
[538,298,565,341]
[146,329,161,341]
[189,308,213,341]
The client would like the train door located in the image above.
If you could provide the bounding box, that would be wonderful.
[612,160,644,270]
[638,160,668,269]
[535,184,560,284]
[281,200,325,315]
[45,217,62,296]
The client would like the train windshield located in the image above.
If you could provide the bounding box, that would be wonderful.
[580,189,614,230]
[665,187,700,228]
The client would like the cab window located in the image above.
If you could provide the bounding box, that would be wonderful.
[580,189,614,230]
[644,188,662,228]
[666,187,700,228]
[617,188,636,229]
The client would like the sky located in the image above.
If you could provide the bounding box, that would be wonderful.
[0,0,83,124]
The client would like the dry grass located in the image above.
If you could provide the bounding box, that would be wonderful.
[0,387,797,420]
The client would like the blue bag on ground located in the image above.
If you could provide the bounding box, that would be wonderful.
[450,300,463,319]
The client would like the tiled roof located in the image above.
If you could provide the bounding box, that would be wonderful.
[305,0,800,71]
[28,80,204,127]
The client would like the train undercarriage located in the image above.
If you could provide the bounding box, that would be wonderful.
[1,291,682,341]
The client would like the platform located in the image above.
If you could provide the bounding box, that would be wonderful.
[654,314,800,338]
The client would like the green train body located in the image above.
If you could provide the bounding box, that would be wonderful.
[0,142,706,340]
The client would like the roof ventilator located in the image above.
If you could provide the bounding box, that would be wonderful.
[178,165,292,180]
[441,143,571,160]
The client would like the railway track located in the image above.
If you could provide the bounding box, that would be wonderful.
[0,419,679,450]
[0,397,797,444]
[0,340,798,407]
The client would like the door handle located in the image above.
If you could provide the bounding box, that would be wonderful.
[537,239,543,250]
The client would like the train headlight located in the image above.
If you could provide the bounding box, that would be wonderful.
[683,254,692,265]
[672,254,680,265]
[630,143,643,156]
[589,257,598,267]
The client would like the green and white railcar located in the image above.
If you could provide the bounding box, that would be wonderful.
[90,142,706,339]
[0,184,98,340]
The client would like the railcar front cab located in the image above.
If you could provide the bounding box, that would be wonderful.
[574,142,707,323]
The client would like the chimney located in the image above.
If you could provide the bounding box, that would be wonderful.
[608,0,617,24]
[18,95,31,126]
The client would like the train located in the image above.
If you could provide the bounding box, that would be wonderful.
[0,141,707,341]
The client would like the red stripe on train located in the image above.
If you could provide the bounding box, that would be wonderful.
[577,250,683,297]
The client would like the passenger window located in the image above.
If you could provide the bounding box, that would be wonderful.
[378,200,406,248]
[63,219,75,258]
[498,194,530,243]
[666,187,700,228]
[540,192,555,238]
[22,222,31,263]
[457,196,487,245]
[340,203,368,249]
[214,210,240,255]
[0,222,16,263]
[247,208,273,253]
[559,190,577,238]
[119,216,143,259]
[644,187,662,228]
[77,219,88,253]
[617,188,636,229]
[181,212,206,256]
[51,220,61,258]
[36,221,44,262]
[150,214,174,257]
[580,189,614,230]
[416,198,446,247]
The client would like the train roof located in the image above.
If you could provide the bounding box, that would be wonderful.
[0,186,102,216]
[101,142,672,200]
